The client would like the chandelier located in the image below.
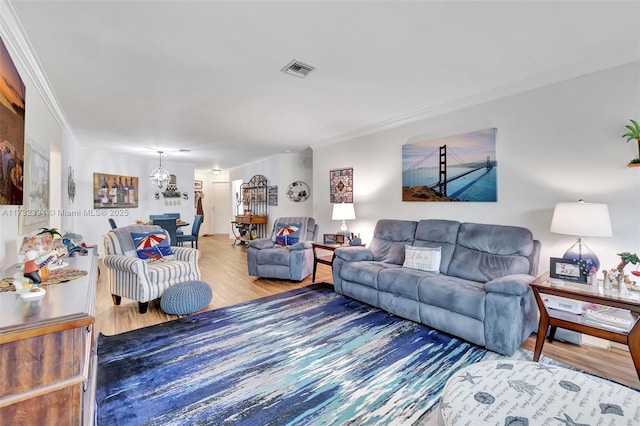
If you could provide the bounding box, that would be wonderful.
[149,151,171,188]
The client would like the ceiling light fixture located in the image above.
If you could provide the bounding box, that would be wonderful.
[149,151,171,188]
[212,169,221,176]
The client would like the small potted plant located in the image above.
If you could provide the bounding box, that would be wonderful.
[622,119,640,166]
[37,227,63,239]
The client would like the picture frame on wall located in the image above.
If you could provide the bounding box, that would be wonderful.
[330,167,353,203]
[0,36,26,206]
[93,173,139,209]
[194,180,203,190]
[268,185,278,206]
[402,128,497,202]
[19,139,49,234]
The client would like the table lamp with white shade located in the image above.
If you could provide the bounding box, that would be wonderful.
[332,202,355,238]
[550,199,613,273]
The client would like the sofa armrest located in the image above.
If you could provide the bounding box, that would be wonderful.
[484,274,535,296]
[248,238,276,250]
[287,241,313,251]
[172,246,200,263]
[103,254,148,275]
[334,246,374,262]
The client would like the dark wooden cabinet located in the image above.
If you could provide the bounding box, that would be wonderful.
[0,250,97,425]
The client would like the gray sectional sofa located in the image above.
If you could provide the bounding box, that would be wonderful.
[332,219,541,356]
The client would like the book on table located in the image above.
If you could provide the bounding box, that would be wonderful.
[582,303,634,332]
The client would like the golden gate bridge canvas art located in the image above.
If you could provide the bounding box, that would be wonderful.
[402,128,497,202]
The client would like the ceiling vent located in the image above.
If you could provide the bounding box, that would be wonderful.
[281,59,316,78]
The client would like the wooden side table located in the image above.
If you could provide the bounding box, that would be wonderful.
[311,243,365,283]
[529,272,640,381]
[312,243,341,283]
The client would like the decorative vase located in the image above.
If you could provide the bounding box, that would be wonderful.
[618,275,629,296]
[602,271,612,293]
[590,271,599,290]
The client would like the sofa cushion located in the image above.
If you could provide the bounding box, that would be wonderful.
[414,220,460,274]
[146,260,199,287]
[255,247,291,266]
[270,217,315,242]
[368,220,418,264]
[275,222,301,246]
[379,267,430,300]
[403,245,441,273]
[104,224,164,256]
[339,261,402,290]
[417,274,486,321]
[131,231,174,260]
[447,222,534,283]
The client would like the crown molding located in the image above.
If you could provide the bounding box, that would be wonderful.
[312,53,640,149]
[0,0,77,143]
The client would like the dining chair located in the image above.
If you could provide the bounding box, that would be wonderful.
[152,218,178,246]
[108,218,117,229]
[149,214,183,236]
[176,215,203,249]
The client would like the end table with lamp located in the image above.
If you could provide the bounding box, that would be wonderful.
[312,241,364,283]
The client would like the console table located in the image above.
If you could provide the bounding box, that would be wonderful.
[0,249,98,425]
[530,272,640,381]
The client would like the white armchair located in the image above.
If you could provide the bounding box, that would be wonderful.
[102,224,200,313]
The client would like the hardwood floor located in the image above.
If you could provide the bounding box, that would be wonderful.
[95,234,640,390]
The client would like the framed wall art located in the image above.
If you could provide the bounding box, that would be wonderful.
[93,173,139,208]
[0,36,26,206]
[330,167,353,203]
[19,139,49,234]
[194,180,203,190]
[402,128,497,202]
[268,185,278,206]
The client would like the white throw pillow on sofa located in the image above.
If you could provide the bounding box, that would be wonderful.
[403,245,441,273]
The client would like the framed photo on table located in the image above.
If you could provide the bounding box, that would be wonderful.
[549,257,588,283]
[323,234,337,244]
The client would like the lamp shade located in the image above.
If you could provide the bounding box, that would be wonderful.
[332,203,356,221]
[550,201,612,237]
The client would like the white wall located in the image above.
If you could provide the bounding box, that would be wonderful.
[313,62,640,274]
[66,147,195,254]
[230,150,313,237]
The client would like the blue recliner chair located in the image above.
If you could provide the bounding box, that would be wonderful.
[247,217,318,281]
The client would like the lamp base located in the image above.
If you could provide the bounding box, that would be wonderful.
[337,221,350,239]
[562,238,600,274]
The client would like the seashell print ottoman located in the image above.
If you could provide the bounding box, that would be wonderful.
[439,360,640,425]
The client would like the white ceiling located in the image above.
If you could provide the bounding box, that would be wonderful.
[8,1,640,170]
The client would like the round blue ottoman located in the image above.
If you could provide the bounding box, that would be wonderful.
[161,280,212,315]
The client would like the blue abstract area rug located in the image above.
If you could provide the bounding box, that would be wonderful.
[96,284,507,425]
